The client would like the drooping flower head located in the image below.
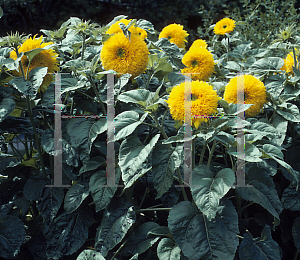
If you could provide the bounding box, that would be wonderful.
[190,39,208,49]
[223,75,267,117]
[280,49,298,75]
[214,18,236,35]
[159,24,189,48]
[100,32,149,78]
[9,35,59,92]
[181,47,215,81]
[166,81,220,129]
[106,18,147,39]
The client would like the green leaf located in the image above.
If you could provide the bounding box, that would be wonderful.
[260,144,283,160]
[24,44,54,63]
[250,57,284,72]
[148,54,159,68]
[0,97,15,122]
[0,215,26,259]
[264,74,286,97]
[157,238,181,260]
[114,111,148,141]
[76,250,105,260]
[37,187,65,221]
[64,183,89,214]
[8,77,34,97]
[292,217,300,251]
[89,169,121,212]
[224,61,241,71]
[95,197,136,257]
[0,7,3,18]
[271,113,288,146]
[228,142,262,162]
[152,143,183,199]
[118,89,152,104]
[276,102,300,122]
[167,72,186,86]
[45,205,93,259]
[281,184,300,211]
[168,199,239,260]
[236,167,282,220]
[66,118,107,163]
[28,66,48,99]
[147,226,172,237]
[239,225,281,260]
[230,42,252,59]
[190,165,235,220]
[79,156,106,174]
[119,135,160,189]
[122,222,160,256]
[41,128,79,167]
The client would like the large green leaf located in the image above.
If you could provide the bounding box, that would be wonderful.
[0,215,26,259]
[250,57,284,72]
[239,225,281,260]
[24,44,55,62]
[190,165,235,220]
[64,182,89,214]
[236,167,282,220]
[281,184,300,211]
[168,199,239,260]
[76,250,105,260]
[157,238,181,260]
[66,118,107,163]
[276,102,300,122]
[45,205,93,259]
[119,134,160,189]
[264,74,286,97]
[89,168,121,212]
[8,77,33,97]
[121,222,160,256]
[114,111,148,141]
[28,66,48,99]
[152,143,183,199]
[227,142,262,162]
[95,197,136,257]
[271,113,288,146]
[0,97,15,122]
[117,89,152,104]
[292,217,300,251]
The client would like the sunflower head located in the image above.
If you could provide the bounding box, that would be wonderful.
[5,31,28,49]
[223,74,266,117]
[100,32,149,78]
[159,24,189,48]
[9,35,59,92]
[214,18,236,35]
[106,18,147,39]
[181,47,215,81]
[166,80,220,129]
[280,49,299,75]
[190,39,208,49]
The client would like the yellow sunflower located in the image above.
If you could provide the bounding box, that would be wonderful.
[159,24,189,48]
[190,39,208,49]
[280,49,298,75]
[100,32,149,78]
[223,75,266,117]
[106,18,147,39]
[166,81,220,129]
[9,35,59,92]
[214,18,236,35]
[181,48,215,81]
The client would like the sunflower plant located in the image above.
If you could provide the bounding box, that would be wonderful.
[1,9,300,260]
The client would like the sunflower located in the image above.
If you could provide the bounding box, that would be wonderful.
[190,39,208,49]
[159,24,189,48]
[106,18,147,39]
[280,49,298,75]
[214,18,236,35]
[181,48,215,81]
[166,81,220,129]
[100,32,149,78]
[223,75,266,117]
[9,35,59,92]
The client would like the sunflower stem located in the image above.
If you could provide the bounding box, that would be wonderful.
[199,140,207,165]
[89,76,106,115]
[292,46,298,70]
[81,33,86,61]
[207,139,217,168]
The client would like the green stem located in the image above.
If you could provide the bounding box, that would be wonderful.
[292,46,297,70]
[110,240,127,260]
[20,134,30,159]
[9,143,23,159]
[89,76,106,115]
[207,140,217,168]
[81,33,86,60]
[199,140,207,165]
[138,188,149,209]
[177,168,188,201]
[236,190,242,218]
[136,207,172,212]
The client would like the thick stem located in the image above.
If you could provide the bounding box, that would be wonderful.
[199,140,207,165]
[89,76,106,115]
[177,168,188,201]
[81,33,86,61]
[207,139,217,168]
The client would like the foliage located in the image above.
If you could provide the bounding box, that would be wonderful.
[1,4,300,260]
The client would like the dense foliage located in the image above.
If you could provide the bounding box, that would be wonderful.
[1,1,300,259]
